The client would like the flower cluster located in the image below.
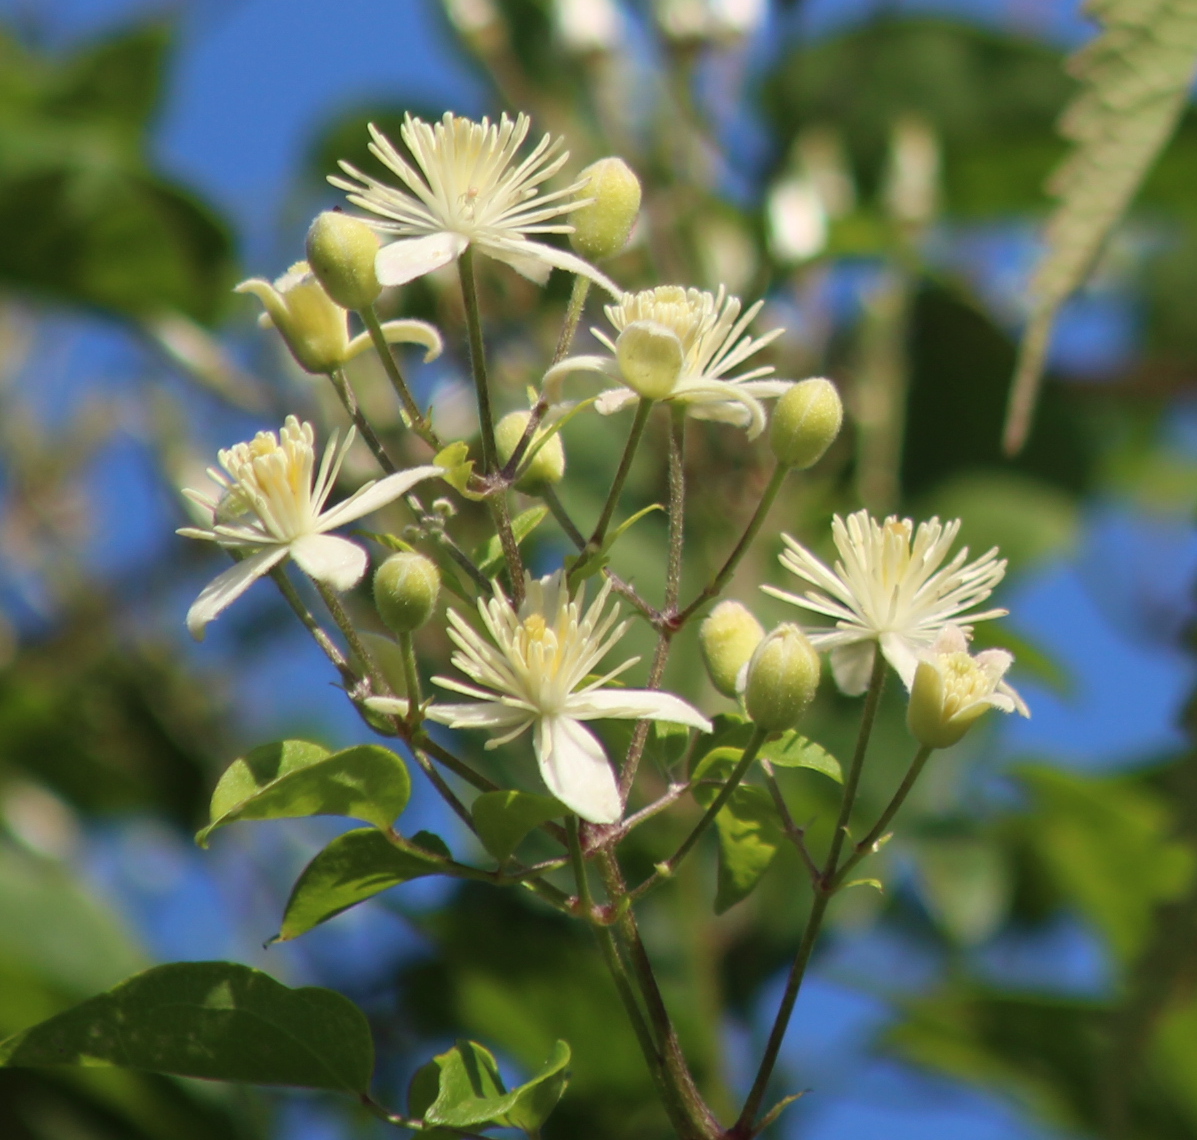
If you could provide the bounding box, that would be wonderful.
[179,109,1029,832]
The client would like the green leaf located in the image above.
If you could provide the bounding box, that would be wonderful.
[1020,766,1195,962]
[692,750,784,912]
[471,790,564,863]
[567,504,662,581]
[197,741,411,847]
[277,828,449,941]
[915,836,1010,945]
[473,506,549,578]
[643,719,693,774]
[434,442,479,499]
[713,786,784,914]
[418,1038,571,1134]
[1005,0,1197,452]
[760,731,843,783]
[0,962,373,1093]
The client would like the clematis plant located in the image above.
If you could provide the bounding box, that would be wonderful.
[4,110,1032,1140]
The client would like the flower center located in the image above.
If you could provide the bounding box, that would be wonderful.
[939,652,990,715]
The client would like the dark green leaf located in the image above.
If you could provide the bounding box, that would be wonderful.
[278,828,449,942]
[0,962,373,1093]
[643,720,693,774]
[197,741,411,847]
[471,790,564,863]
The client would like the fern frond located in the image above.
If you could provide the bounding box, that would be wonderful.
[1004,0,1197,454]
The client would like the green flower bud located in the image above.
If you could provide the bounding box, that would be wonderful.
[769,378,843,470]
[744,624,821,733]
[615,320,683,400]
[569,157,642,261]
[495,411,566,491]
[235,262,350,374]
[374,552,440,634]
[305,211,382,311]
[699,600,764,698]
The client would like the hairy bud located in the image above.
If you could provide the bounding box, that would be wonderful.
[306,211,382,311]
[769,378,843,470]
[615,320,683,400]
[699,600,764,698]
[569,157,642,261]
[495,411,566,491]
[744,624,821,732]
[374,552,441,634]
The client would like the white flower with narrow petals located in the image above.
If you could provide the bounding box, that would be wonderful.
[907,626,1029,748]
[178,416,440,640]
[762,510,1008,695]
[330,112,619,295]
[544,285,793,438]
[425,571,712,824]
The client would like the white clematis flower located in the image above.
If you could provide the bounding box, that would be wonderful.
[235,262,443,375]
[178,416,441,640]
[330,112,619,295]
[426,571,712,824]
[907,625,1029,748]
[544,285,793,438]
[763,510,1008,695]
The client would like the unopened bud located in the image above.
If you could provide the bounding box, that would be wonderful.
[569,157,642,261]
[744,624,820,733]
[615,321,683,400]
[769,378,843,470]
[306,211,382,311]
[374,552,440,634]
[495,411,566,491]
[235,262,349,374]
[699,600,764,698]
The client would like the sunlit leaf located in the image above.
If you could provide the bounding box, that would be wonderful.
[197,741,411,847]
[415,1038,571,1134]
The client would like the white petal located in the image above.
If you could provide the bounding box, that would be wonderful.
[829,641,877,696]
[594,386,639,416]
[186,546,288,641]
[363,696,411,717]
[318,465,442,530]
[879,631,924,691]
[534,717,622,824]
[541,354,620,404]
[486,238,622,296]
[424,701,531,731]
[375,233,468,287]
[289,533,368,590]
[346,318,444,362]
[568,688,712,734]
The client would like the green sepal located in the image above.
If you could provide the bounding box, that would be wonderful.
[471,790,564,863]
[277,828,452,942]
[412,1038,571,1135]
[0,961,373,1093]
[197,740,412,847]
[473,506,549,578]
